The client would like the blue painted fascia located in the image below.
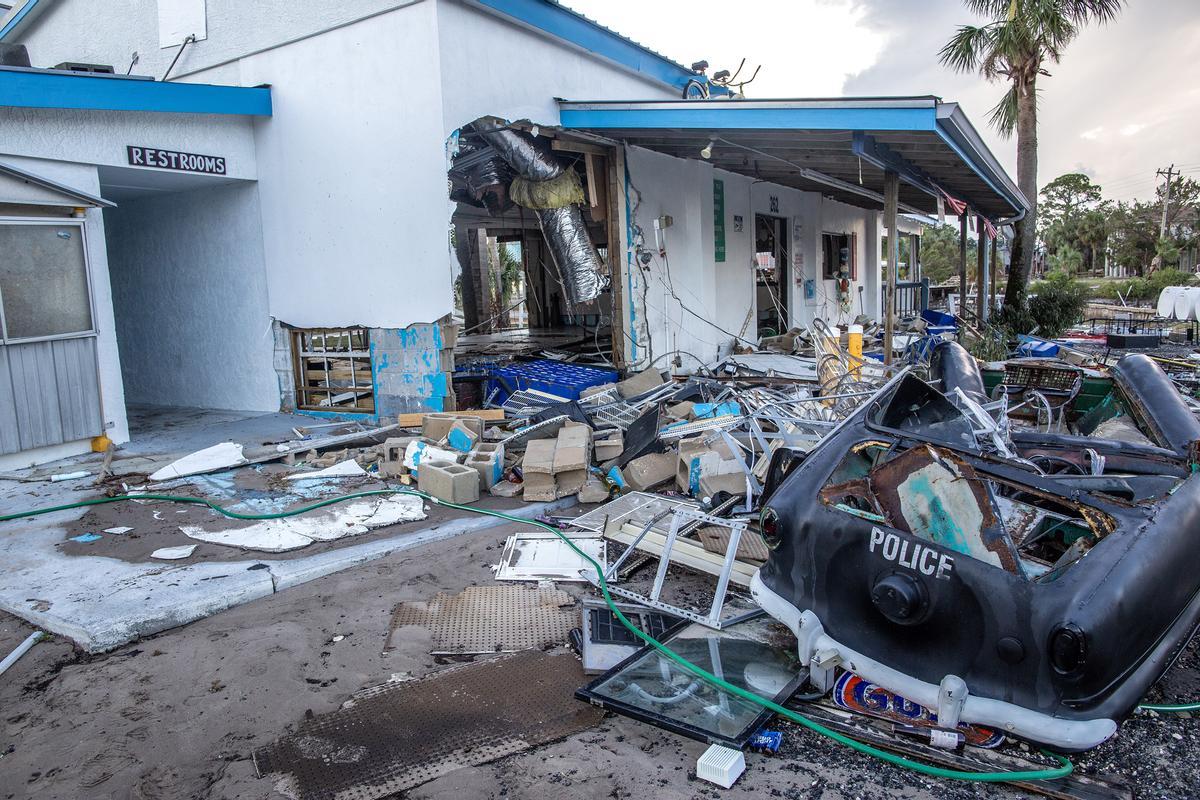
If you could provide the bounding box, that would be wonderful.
[473,0,709,93]
[0,68,272,116]
[0,0,43,42]
[934,120,1027,220]
[559,104,937,132]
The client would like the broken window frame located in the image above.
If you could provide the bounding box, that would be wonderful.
[821,231,857,281]
[291,327,376,413]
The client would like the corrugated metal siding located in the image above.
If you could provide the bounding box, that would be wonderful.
[0,336,102,454]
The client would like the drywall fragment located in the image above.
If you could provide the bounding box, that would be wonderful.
[151,544,198,560]
[149,442,247,481]
[284,459,367,480]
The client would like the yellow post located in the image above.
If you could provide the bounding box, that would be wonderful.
[848,323,863,379]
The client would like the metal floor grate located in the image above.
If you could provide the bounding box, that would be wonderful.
[253,650,602,800]
[387,584,577,655]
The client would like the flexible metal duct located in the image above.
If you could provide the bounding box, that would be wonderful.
[472,119,605,305]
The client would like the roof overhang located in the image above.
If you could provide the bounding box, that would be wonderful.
[558,97,1027,221]
[0,65,272,116]
[0,159,115,207]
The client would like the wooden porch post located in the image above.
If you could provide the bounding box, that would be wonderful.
[958,212,968,319]
[883,170,899,364]
[976,219,987,323]
[990,234,999,315]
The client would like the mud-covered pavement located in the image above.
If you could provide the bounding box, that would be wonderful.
[2,517,1199,800]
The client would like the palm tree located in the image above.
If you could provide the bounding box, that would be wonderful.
[939,0,1123,311]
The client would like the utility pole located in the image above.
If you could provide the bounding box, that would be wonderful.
[1150,164,1180,274]
[1158,164,1179,240]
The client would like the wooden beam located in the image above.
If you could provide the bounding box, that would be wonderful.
[977,222,989,322]
[883,170,900,365]
[551,138,610,156]
[990,233,999,316]
[958,212,968,320]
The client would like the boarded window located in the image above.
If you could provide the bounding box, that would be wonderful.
[292,328,375,413]
[0,222,93,341]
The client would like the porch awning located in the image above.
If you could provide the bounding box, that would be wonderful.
[557,97,1027,222]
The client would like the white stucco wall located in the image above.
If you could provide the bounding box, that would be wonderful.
[0,107,258,179]
[103,181,277,411]
[0,155,130,461]
[435,0,677,134]
[13,0,426,81]
[205,2,453,330]
[622,146,880,370]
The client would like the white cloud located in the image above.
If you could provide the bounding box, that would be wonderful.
[559,0,886,98]
[1080,126,1105,141]
[1119,123,1146,137]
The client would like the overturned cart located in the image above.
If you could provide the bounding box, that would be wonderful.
[753,350,1200,752]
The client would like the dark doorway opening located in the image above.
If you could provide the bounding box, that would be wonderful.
[754,214,789,337]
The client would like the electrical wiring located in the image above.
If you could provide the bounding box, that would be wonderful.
[0,489,1073,782]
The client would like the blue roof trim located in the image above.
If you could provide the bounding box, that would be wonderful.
[474,0,706,92]
[0,0,42,42]
[0,68,272,116]
[558,104,936,132]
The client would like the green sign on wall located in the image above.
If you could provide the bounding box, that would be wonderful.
[713,178,725,262]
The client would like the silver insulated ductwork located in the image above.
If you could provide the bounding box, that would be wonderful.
[471,119,605,306]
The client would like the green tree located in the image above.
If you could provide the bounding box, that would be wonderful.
[918,222,980,284]
[940,0,1124,311]
[1039,172,1102,236]
[1038,173,1108,274]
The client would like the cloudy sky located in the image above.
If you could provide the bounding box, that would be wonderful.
[561,0,1200,203]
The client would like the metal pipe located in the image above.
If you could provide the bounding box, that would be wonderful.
[0,631,44,677]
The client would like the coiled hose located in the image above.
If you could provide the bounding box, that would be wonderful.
[1,490,1073,782]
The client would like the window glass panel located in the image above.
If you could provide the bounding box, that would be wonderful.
[0,223,92,339]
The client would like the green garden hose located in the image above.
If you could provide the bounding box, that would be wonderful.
[1139,702,1200,713]
[1,490,1073,782]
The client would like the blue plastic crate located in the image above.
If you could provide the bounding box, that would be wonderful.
[485,360,618,404]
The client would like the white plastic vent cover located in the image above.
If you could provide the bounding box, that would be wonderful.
[696,744,745,789]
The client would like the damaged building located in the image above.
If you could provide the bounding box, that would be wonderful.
[0,0,1021,470]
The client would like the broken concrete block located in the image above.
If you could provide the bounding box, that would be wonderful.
[417,459,480,504]
[421,413,458,441]
[676,436,737,493]
[403,441,461,473]
[522,439,557,475]
[489,479,524,498]
[553,424,592,473]
[593,431,624,462]
[699,472,746,500]
[666,400,695,420]
[522,472,559,502]
[578,475,611,504]
[616,368,664,399]
[624,452,676,491]
[465,443,504,490]
[446,420,481,453]
[381,436,417,478]
[580,382,618,399]
[556,469,587,496]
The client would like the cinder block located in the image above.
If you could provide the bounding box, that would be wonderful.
[667,400,695,420]
[522,439,557,475]
[380,436,418,478]
[553,424,592,473]
[616,368,665,399]
[465,442,504,490]
[417,459,480,504]
[421,413,458,441]
[556,468,587,496]
[624,452,676,491]
[522,472,558,502]
[580,382,617,399]
[578,475,611,504]
[446,420,481,453]
[677,436,741,494]
[593,431,624,462]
